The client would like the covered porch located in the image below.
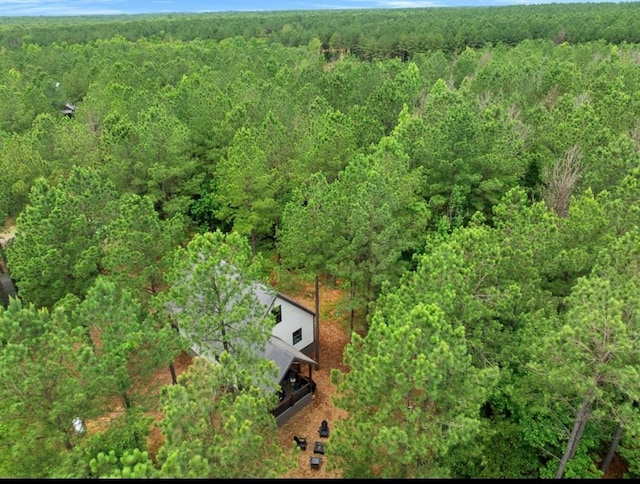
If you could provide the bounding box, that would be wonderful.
[263,335,318,426]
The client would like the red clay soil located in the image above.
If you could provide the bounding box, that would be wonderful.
[601,454,629,479]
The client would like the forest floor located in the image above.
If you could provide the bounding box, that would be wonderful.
[602,454,628,479]
[271,278,352,478]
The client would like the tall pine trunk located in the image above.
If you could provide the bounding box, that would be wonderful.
[601,422,624,474]
[250,230,257,257]
[314,273,320,369]
[169,322,180,384]
[349,283,355,334]
[556,392,593,478]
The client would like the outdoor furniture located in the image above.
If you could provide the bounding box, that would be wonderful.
[293,435,307,451]
[310,456,323,470]
[318,419,329,438]
[313,441,325,454]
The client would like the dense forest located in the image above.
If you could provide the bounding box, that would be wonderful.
[1,1,640,478]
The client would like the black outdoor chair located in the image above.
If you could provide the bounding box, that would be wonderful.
[318,419,329,438]
[293,435,307,451]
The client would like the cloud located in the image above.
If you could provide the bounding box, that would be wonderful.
[0,0,125,16]
[0,0,623,17]
[376,1,441,6]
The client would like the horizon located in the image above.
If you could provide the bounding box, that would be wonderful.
[0,0,630,18]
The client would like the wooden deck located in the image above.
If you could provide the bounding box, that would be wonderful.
[272,375,316,426]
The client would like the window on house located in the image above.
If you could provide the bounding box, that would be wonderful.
[272,305,282,324]
[292,328,302,345]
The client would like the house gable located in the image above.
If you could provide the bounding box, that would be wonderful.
[269,293,315,355]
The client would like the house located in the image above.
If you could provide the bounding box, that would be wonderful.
[173,274,318,426]
[255,287,318,426]
[252,283,317,363]
[61,102,76,117]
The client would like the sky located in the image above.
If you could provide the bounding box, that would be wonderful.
[0,0,629,17]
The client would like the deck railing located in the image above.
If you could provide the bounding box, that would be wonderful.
[271,378,314,418]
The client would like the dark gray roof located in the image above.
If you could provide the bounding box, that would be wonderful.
[261,335,317,384]
[275,291,315,317]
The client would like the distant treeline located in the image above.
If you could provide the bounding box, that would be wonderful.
[1,2,640,59]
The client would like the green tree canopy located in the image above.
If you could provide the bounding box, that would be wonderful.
[161,230,274,366]
[214,127,279,255]
[6,166,117,308]
[156,352,287,478]
[0,299,98,477]
[102,193,188,305]
[330,298,497,478]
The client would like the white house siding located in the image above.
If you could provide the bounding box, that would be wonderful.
[271,295,315,352]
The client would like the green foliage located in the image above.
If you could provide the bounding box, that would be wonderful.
[0,132,47,218]
[74,276,179,412]
[59,409,154,477]
[6,166,117,308]
[130,103,201,217]
[278,172,334,277]
[162,230,274,365]
[214,127,279,254]
[103,192,188,303]
[620,422,640,478]
[156,353,286,478]
[524,231,640,478]
[2,6,640,477]
[324,135,430,323]
[289,96,357,184]
[330,300,498,478]
[447,418,541,478]
[2,3,640,57]
[188,178,230,233]
[89,447,159,478]
[0,299,99,477]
